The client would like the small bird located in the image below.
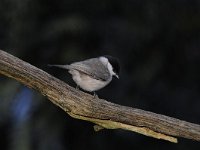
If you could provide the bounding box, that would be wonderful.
[49,55,120,97]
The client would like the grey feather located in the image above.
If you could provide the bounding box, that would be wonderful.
[68,58,110,81]
[48,58,110,81]
[48,64,70,70]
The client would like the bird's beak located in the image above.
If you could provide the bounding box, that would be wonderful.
[115,74,119,79]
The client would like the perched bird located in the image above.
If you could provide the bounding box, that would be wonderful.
[49,55,120,97]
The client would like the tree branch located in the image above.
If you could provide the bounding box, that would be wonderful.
[1,50,200,143]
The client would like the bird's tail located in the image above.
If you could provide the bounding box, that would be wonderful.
[48,64,70,70]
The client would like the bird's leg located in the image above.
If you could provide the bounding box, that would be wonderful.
[93,92,99,99]
[76,85,80,91]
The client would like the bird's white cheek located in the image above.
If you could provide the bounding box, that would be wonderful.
[107,62,115,76]
[100,56,115,76]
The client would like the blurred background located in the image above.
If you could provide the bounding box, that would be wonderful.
[0,0,200,149]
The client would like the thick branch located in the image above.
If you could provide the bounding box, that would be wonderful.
[0,50,200,143]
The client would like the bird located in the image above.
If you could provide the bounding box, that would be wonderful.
[49,55,120,97]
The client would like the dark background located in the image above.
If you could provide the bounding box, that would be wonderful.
[0,0,200,149]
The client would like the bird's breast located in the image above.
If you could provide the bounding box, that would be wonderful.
[69,69,111,92]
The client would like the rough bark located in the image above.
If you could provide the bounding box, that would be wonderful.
[1,50,200,143]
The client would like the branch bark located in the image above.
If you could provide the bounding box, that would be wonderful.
[0,50,200,143]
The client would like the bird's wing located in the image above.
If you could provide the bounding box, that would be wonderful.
[68,58,110,81]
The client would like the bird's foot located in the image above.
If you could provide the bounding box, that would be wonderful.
[76,85,80,91]
[93,92,99,99]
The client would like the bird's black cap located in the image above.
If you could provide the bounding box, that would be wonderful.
[104,55,120,76]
